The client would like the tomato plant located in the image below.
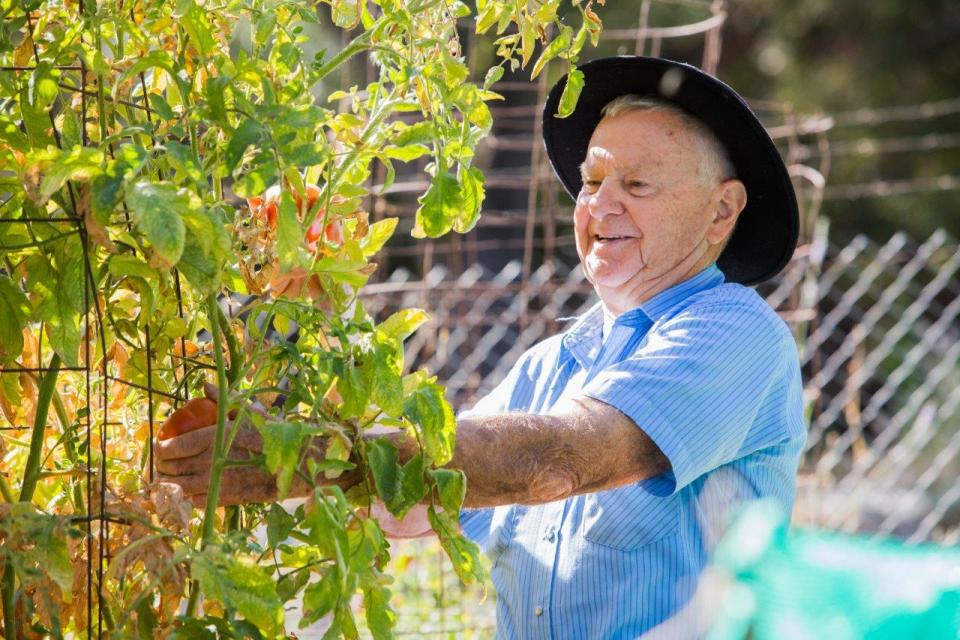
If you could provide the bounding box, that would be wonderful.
[0,0,603,637]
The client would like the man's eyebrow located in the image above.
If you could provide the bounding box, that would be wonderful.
[579,161,649,176]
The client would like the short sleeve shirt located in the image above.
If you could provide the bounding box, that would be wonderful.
[458,264,806,639]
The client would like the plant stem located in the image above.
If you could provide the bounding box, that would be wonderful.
[313,29,373,83]
[1,565,14,640]
[185,295,231,618]
[2,354,61,640]
[19,353,61,503]
[217,306,242,385]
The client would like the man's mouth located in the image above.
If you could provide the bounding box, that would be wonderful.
[594,235,632,241]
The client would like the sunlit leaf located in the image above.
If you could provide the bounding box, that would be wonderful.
[125,181,192,266]
[414,170,461,238]
[0,275,30,365]
[259,420,311,500]
[403,370,456,465]
[191,547,284,635]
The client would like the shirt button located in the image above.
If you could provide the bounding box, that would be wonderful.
[534,606,543,616]
[544,527,556,542]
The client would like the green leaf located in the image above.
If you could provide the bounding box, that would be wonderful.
[178,239,220,293]
[29,242,84,366]
[39,146,103,201]
[225,119,262,173]
[366,438,399,505]
[521,21,537,66]
[383,143,430,162]
[394,121,435,146]
[259,420,309,500]
[403,370,456,465]
[360,217,397,257]
[390,453,428,518]
[378,308,428,341]
[148,93,175,120]
[30,62,61,109]
[181,2,217,58]
[427,506,486,585]
[531,24,572,78]
[191,547,284,635]
[107,254,156,280]
[338,357,371,420]
[455,165,484,233]
[124,181,192,266]
[301,569,339,628]
[113,50,176,101]
[304,495,349,574]
[19,82,54,148]
[0,275,29,365]
[556,67,585,118]
[163,141,205,187]
[266,503,296,548]
[430,468,466,515]
[331,0,361,29]
[370,333,403,416]
[362,581,396,640]
[415,170,462,238]
[276,191,304,270]
[483,65,504,90]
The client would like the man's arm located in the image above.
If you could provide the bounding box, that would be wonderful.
[156,396,670,508]
[430,396,670,508]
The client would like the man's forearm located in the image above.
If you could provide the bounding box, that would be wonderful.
[388,400,670,509]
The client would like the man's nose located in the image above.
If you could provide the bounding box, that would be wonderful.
[586,179,624,219]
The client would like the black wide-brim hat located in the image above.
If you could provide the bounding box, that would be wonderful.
[543,56,799,285]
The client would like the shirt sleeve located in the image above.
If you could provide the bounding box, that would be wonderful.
[581,301,793,496]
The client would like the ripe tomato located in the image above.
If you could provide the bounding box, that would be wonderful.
[158,397,218,440]
[246,184,343,251]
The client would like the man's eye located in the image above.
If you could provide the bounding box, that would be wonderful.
[627,181,648,190]
[583,179,601,191]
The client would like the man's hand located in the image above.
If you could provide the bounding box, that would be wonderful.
[155,384,285,506]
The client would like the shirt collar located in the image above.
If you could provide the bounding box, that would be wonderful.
[560,263,725,368]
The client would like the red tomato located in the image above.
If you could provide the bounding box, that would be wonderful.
[158,397,218,440]
[246,184,342,251]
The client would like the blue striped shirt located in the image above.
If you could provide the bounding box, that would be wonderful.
[459,264,806,639]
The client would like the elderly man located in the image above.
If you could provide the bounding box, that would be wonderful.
[158,56,805,638]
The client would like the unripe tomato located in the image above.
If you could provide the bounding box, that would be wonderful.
[158,397,218,440]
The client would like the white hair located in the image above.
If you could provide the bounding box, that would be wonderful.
[601,95,736,186]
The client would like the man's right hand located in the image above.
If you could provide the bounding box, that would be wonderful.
[155,384,281,506]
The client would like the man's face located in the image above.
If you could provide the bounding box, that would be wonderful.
[574,108,724,311]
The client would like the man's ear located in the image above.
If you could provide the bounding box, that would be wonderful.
[706,178,747,246]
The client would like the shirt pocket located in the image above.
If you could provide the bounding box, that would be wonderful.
[582,483,680,550]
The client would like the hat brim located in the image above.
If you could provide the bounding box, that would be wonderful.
[543,56,799,286]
